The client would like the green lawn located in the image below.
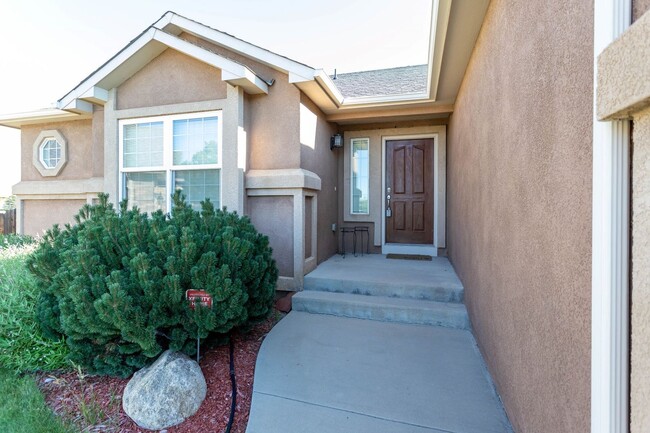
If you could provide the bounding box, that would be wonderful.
[0,369,76,433]
[0,237,69,372]
[0,236,77,433]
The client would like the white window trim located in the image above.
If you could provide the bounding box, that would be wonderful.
[118,110,223,213]
[592,0,630,432]
[32,129,68,177]
[350,137,370,215]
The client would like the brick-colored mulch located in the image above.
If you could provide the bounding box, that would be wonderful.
[37,315,279,433]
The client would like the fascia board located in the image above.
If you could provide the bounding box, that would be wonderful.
[0,109,85,129]
[428,0,452,101]
[79,86,109,105]
[154,30,268,94]
[62,99,94,114]
[57,27,158,109]
[341,93,432,108]
[313,70,344,106]
[153,11,175,29]
[165,14,316,79]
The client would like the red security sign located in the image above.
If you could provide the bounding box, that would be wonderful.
[186,290,213,309]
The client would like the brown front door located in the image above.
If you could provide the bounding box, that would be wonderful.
[385,139,434,244]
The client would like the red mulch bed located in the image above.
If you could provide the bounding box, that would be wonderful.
[37,315,280,433]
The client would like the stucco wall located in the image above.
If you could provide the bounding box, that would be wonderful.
[116,48,228,110]
[446,1,593,432]
[21,120,94,181]
[633,0,650,21]
[180,33,302,170]
[248,195,294,277]
[23,199,85,236]
[299,94,338,263]
[631,106,650,433]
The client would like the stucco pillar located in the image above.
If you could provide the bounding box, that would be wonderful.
[103,88,119,205]
[597,10,650,433]
[221,84,245,214]
[245,169,321,290]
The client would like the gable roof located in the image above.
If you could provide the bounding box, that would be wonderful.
[332,65,428,98]
[0,2,491,127]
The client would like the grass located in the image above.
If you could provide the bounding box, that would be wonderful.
[0,237,79,432]
[0,236,69,373]
[0,369,76,433]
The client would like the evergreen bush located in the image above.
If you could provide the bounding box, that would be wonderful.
[28,193,277,377]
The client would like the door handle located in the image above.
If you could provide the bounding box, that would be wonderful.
[386,189,392,217]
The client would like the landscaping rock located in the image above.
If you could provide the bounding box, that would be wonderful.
[122,350,206,430]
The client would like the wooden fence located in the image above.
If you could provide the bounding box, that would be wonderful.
[0,209,16,235]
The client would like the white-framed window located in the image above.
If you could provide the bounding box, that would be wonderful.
[351,138,370,214]
[32,130,67,177]
[40,138,62,169]
[119,111,222,214]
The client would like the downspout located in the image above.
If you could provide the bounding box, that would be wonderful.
[591,0,631,432]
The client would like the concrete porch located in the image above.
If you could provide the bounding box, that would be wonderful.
[294,254,469,329]
[246,254,513,433]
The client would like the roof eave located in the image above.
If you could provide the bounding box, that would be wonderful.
[57,23,271,113]
[157,12,317,80]
[0,109,88,129]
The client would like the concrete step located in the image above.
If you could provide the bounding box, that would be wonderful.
[292,291,470,330]
[303,255,464,303]
[304,275,464,303]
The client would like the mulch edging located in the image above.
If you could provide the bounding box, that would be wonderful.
[37,315,279,433]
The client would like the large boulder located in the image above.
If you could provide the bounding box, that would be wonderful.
[122,350,207,430]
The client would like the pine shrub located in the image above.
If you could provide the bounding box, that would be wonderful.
[28,193,277,377]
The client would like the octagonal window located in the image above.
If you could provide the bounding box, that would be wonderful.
[40,138,62,169]
[32,129,67,177]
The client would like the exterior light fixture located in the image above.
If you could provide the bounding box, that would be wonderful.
[330,134,343,150]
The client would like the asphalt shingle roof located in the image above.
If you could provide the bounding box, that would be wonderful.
[330,65,428,98]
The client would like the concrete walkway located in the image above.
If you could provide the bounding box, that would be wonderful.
[246,312,512,433]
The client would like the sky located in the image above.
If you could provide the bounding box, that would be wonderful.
[0,0,432,196]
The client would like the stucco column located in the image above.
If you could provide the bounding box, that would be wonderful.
[221,85,245,214]
[597,10,650,433]
[103,89,119,205]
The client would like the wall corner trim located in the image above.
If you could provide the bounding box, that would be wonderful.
[592,0,631,432]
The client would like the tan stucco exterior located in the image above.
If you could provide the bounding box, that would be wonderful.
[446,1,593,432]
[597,11,650,431]
[116,48,228,110]
[630,107,650,433]
[180,33,302,171]
[633,0,650,21]
[14,30,335,290]
[248,195,295,278]
[23,199,86,236]
[299,94,338,262]
[597,11,650,120]
[21,120,95,181]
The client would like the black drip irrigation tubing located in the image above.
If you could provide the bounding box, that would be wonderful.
[223,335,237,433]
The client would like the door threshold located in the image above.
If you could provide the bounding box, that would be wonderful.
[382,243,438,257]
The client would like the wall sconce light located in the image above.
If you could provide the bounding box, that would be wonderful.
[330,134,343,150]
